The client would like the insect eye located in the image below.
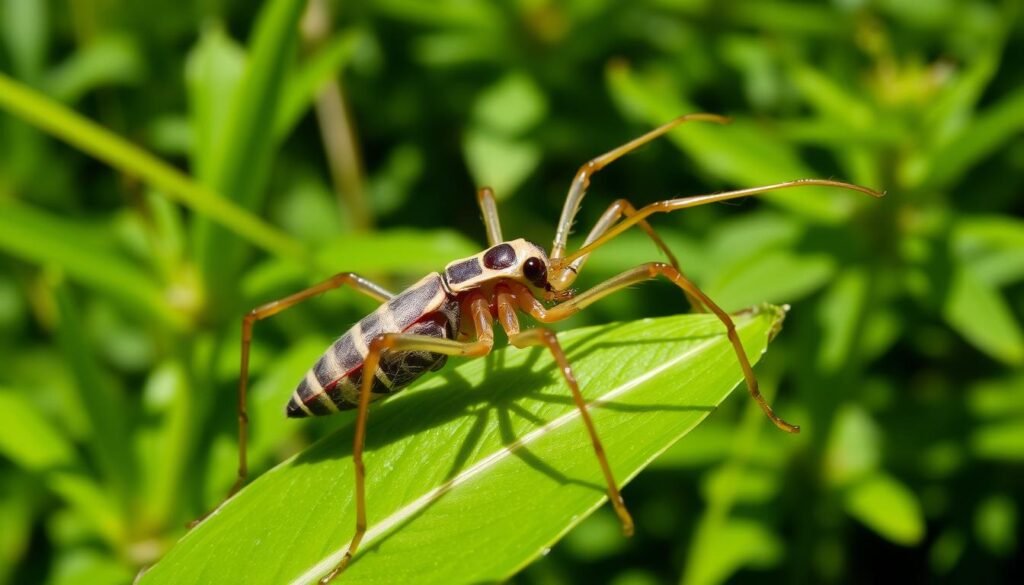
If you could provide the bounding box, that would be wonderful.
[523,257,547,286]
[483,243,516,269]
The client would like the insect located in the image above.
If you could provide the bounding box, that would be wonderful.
[215,114,883,583]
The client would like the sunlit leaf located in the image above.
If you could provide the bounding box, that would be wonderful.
[46,34,144,102]
[843,472,924,546]
[974,494,1017,557]
[275,28,363,139]
[186,24,246,183]
[682,517,782,585]
[825,405,880,486]
[141,309,783,584]
[1,0,48,80]
[0,388,75,470]
[472,72,548,136]
[971,421,1024,462]
[463,129,542,198]
[942,261,1024,366]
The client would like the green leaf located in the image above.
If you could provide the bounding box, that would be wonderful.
[0,388,76,470]
[942,261,1024,366]
[1,0,48,81]
[969,375,1024,419]
[45,34,144,103]
[816,268,869,372]
[924,87,1024,190]
[788,63,874,129]
[706,248,835,312]
[825,405,881,486]
[682,518,782,585]
[463,129,542,198]
[137,361,196,529]
[0,473,35,585]
[141,309,784,584]
[275,28,363,140]
[472,72,548,136]
[0,388,125,547]
[185,23,246,184]
[974,494,1017,557]
[971,420,1024,462]
[953,215,1024,287]
[843,472,924,546]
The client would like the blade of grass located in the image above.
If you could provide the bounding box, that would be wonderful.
[141,308,784,584]
[185,23,245,184]
[0,71,305,262]
[192,0,308,300]
[275,27,363,140]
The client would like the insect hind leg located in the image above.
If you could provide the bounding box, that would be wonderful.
[322,295,494,583]
[189,272,393,528]
[512,266,800,433]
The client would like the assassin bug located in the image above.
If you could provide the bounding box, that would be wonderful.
[213,114,883,583]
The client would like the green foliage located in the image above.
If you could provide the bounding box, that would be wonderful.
[0,1,1021,584]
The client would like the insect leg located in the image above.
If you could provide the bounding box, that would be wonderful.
[507,265,801,434]
[476,186,504,246]
[550,197,704,312]
[191,273,394,527]
[323,295,494,583]
[500,310,635,536]
[550,113,730,261]
[553,179,884,280]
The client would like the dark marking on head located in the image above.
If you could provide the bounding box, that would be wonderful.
[483,244,517,269]
[445,257,483,285]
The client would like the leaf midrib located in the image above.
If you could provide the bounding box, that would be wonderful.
[289,326,728,584]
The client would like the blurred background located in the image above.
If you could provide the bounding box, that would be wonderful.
[1,0,1022,583]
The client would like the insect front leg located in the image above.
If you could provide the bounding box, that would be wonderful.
[549,197,704,312]
[323,295,494,583]
[550,113,730,261]
[506,267,801,434]
[191,273,394,527]
[554,179,884,279]
[495,293,634,536]
[475,186,504,246]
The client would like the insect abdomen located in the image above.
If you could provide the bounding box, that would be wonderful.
[286,273,457,417]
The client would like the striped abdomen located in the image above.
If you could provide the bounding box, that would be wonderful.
[286,273,458,417]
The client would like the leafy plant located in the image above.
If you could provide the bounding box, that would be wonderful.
[0,1,1021,584]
